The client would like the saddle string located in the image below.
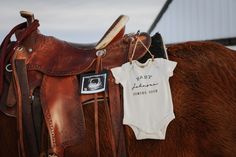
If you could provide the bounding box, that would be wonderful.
[94,54,117,157]
[94,55,103,157]
[94,92,100,157]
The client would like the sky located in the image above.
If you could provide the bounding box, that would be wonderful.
[0,0,165,43]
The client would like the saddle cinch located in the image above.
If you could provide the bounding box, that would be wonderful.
[0,11,152,157]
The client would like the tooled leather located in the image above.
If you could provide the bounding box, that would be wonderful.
[26,34,97,75]
[25,32,151,76]
[40,75,86,157]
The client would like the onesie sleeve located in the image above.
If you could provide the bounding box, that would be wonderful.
[111,66,126,85]
[162,59,177,77]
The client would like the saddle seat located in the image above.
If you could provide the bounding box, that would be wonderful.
[67,42,97,50]
[26,31,150,76]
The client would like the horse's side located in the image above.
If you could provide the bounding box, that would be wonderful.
[125,41,236,157]
[0,41,236,157]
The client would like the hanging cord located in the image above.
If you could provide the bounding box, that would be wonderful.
[129,31,154,63]
[162,39,169,60]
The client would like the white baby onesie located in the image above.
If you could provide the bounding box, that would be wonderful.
[111,58,177,140]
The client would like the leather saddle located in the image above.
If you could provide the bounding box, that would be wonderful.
[0,11,151,157]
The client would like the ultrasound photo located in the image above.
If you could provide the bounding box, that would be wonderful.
[80,71,107,94]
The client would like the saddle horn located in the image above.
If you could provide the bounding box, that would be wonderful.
[20,11,35,25]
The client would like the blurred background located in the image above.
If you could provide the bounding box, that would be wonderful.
[0,0,162,42]
[0,0,235,49]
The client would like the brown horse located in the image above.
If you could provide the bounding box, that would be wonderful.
[0,38,236,157]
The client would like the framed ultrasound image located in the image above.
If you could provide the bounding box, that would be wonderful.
[80,71,108,94]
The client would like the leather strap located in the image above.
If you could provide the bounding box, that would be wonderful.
[0,20,39,156]
[103,92,117,157]
[12,49,38,157]
[94,56,120,157]
[11,49,25,157]
[108,74,127,157]
[94,56,102,157]
[94,93,100,157]
[0,22,26,96]
[0,20,39,95]
[13,49,39,157]
[32,87,44,152]
[15,59,39,157]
